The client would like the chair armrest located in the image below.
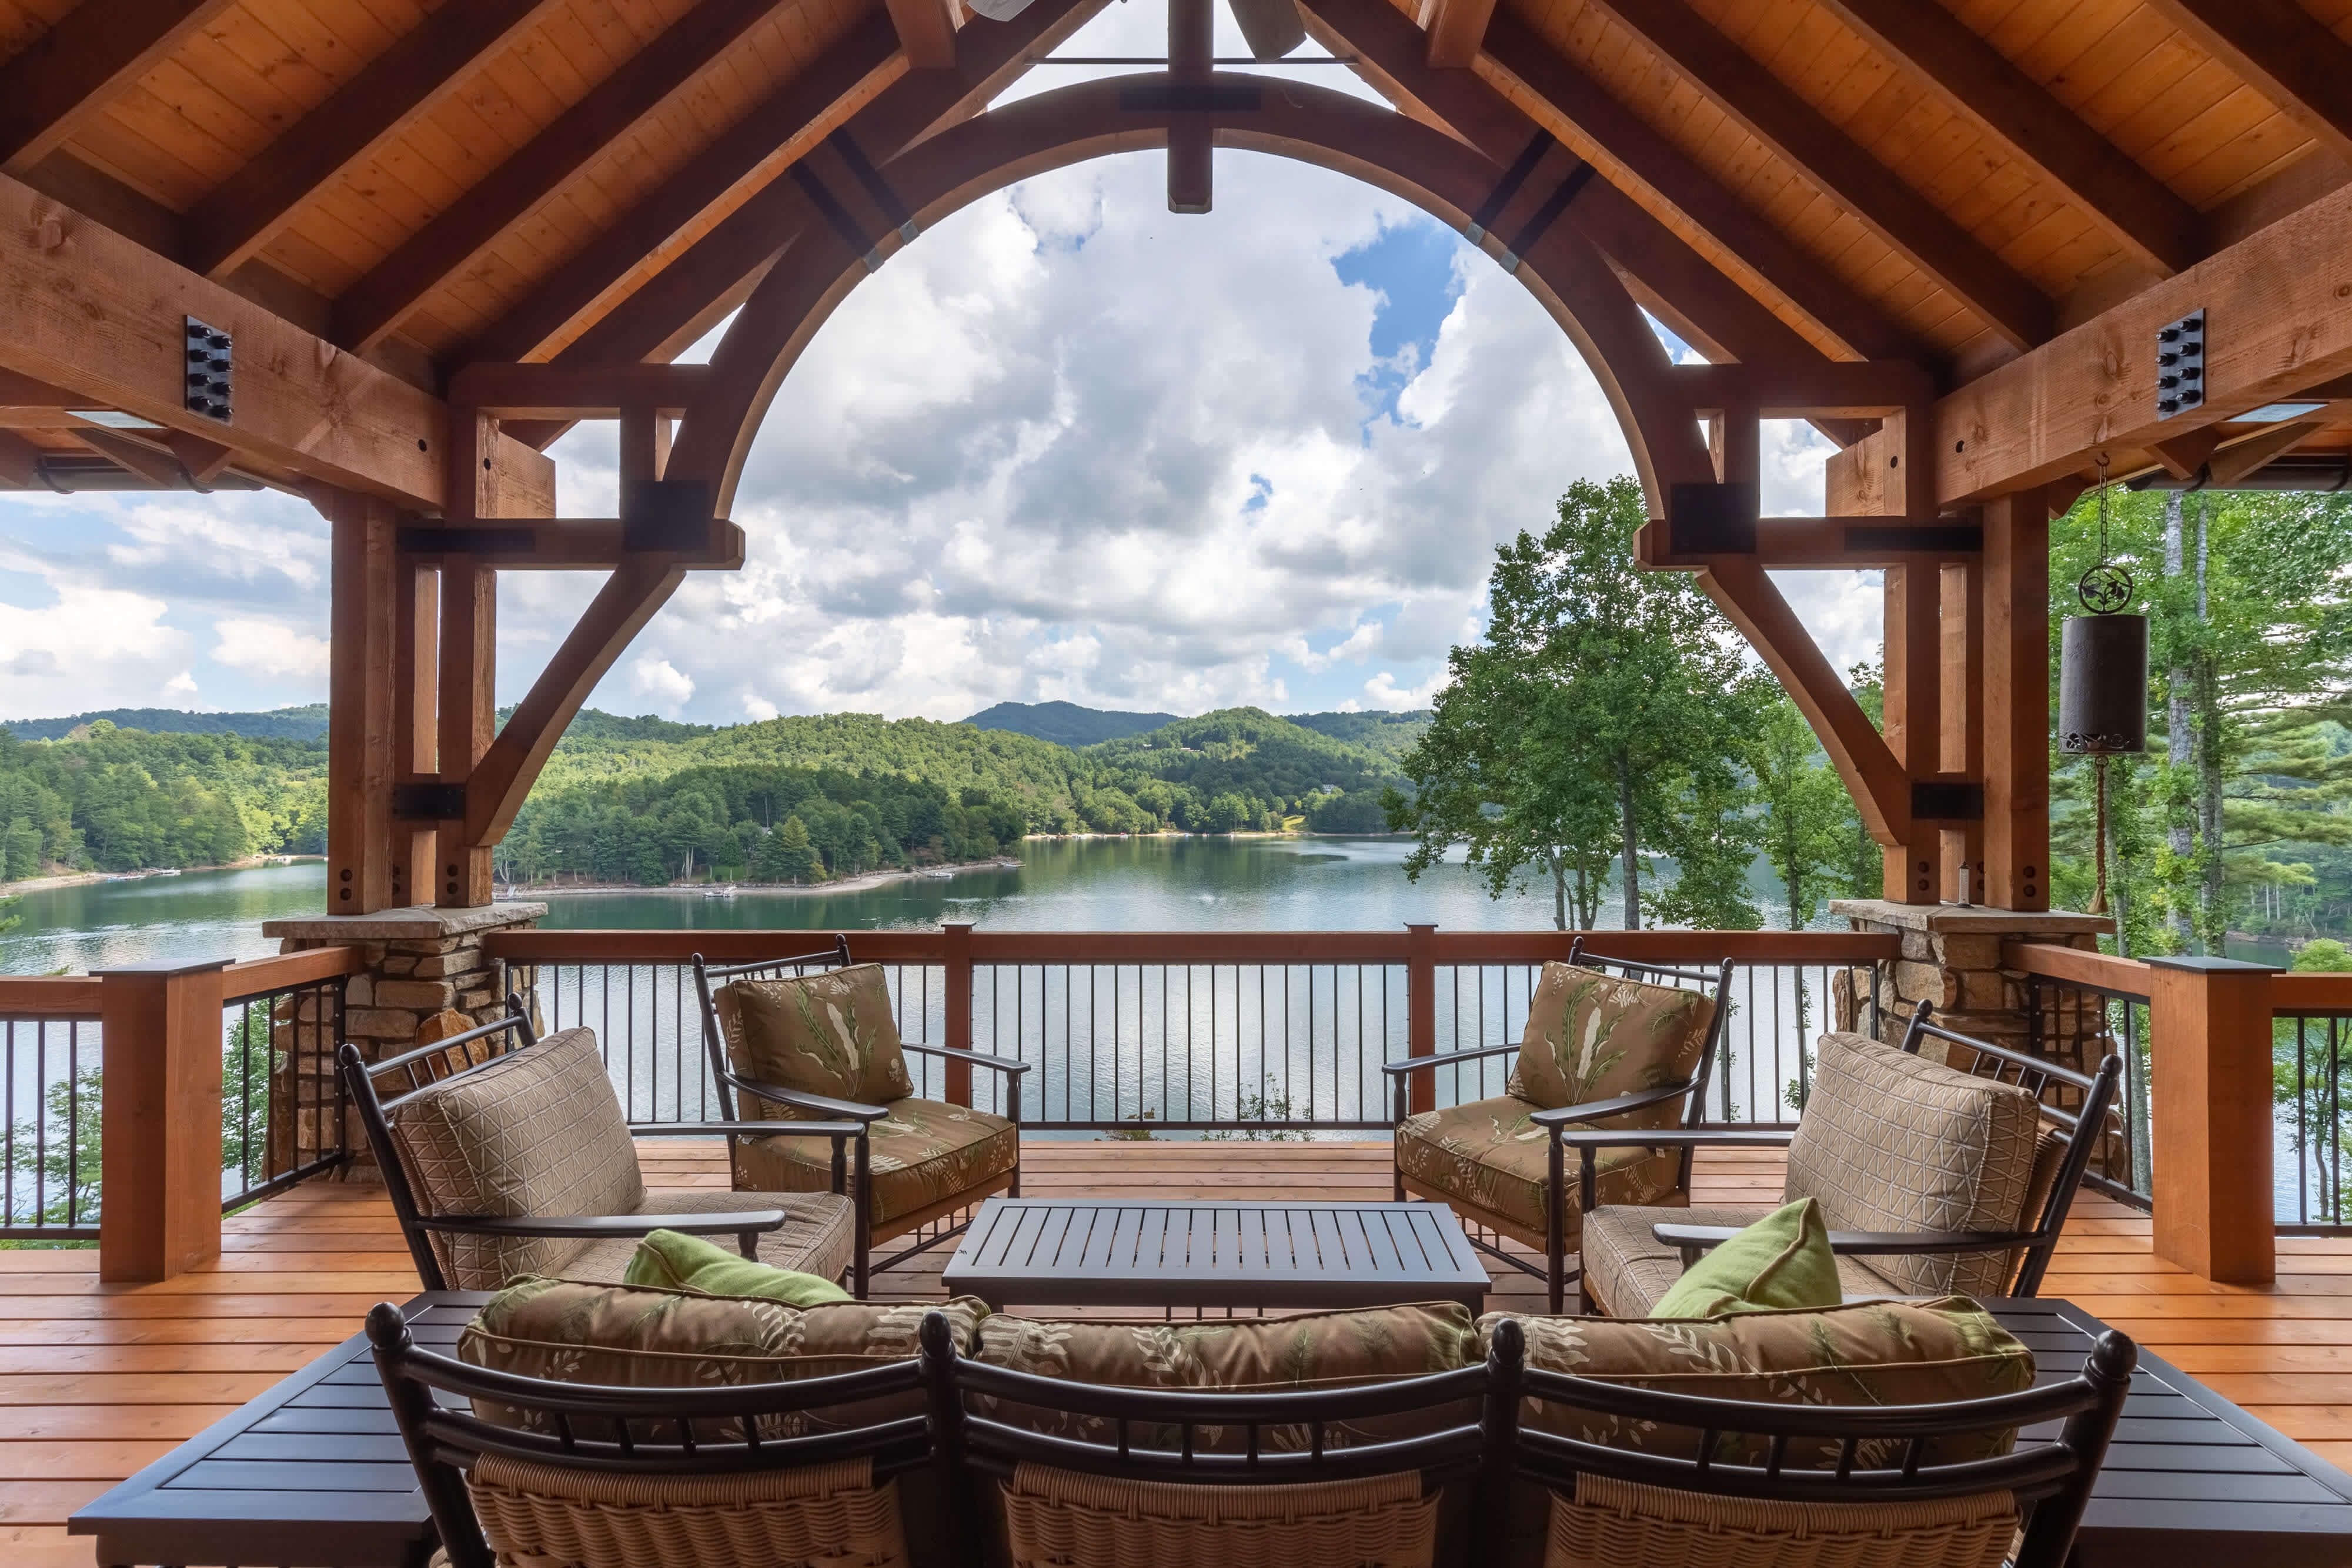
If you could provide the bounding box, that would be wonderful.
[733,1076,890,1122]
[1652,1223,2036,1255]
[901,1042,1033,1075]
[1555,1128,1795,1151]
[630,1120,867,1139]
[415,1209,789,1238]
[1379,1041,1519,1076]
[1528,1082,1691,1128]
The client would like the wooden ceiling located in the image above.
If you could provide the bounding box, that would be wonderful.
[4,0,2352,496]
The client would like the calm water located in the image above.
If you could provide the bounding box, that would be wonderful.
[0,836,1681,974]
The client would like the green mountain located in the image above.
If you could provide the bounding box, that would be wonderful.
[963,700,1180,746]
[1284,709,1434,761]
[2,704,330,742]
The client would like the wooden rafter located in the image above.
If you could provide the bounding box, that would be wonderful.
[886,0,963,69]
[447,363,713,419]
[1579,0,2053,350]
[1474,10,1923,366]
[184,0,560,280]
[460,11,906,367]
[2146,0,2352,166]
[1813,0,2201,276]
[0,0,239,172]
[1826,181,2352,507]
[1421,0,1498,69]
[328,0,794,355]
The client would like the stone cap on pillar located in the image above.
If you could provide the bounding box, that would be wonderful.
[2143,954,2283,974]
[260,902,547,941]
[1828,898,2113,937]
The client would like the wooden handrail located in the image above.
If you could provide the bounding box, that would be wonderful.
[0,976,104,1015]
[2002,940,2153,998]
[485,927,1902,966]
[2273,972,2352,1014]
[222,945,363,1000]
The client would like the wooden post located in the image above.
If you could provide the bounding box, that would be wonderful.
[436,560,496,907]
[96,959,229,1282]
[392,562,438,910]
[1981,488,2050,911]
[1405,922,1436,1115]
[2145,955,2278,1285]
[325,487,398,915]
[943,920,973,1108]
[1167,0,1212,212]
[1882,560,1945,902]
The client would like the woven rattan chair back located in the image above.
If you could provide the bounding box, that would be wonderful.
[367,1300,931,1568]
[1482,1317,2138,1568]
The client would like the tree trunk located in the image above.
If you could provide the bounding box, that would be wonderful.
[2160,493,2196,950]
[2107,763,2134,958]
[1546,850,1567,932]
[1617,761,1641,931]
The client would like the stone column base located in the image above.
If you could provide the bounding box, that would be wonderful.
[1826,899,2113,1059]
[261,902,549,1179]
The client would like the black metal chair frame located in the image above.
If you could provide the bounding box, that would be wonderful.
[366,1301,937,1568]
[1480,1315,2136,1568]
[690,940,1032,1299]
[1383,940,1736,1313]
[1563,998,2126,1312]
[340,994,863,1294]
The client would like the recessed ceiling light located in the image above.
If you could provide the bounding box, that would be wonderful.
[2235,402,2327,423]
[68,410,161,429]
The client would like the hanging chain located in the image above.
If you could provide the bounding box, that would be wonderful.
[2078,451,2133,614]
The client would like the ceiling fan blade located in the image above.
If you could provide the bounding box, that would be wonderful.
[1227,0,1306,59]
[967,0,1038,20]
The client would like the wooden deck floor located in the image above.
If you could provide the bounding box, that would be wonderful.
[6,1141,2351,1566]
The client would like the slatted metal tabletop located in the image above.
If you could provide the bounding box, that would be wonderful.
[66,1292,2352,1566]
[940,1198,1493,1311]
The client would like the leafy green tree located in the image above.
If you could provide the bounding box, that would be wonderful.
[755,815,821,882]
[1749,690,1853,931]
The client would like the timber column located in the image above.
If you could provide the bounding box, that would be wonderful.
[261,902,548,1179]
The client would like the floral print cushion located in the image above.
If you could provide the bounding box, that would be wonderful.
[730,1096,1018,1228]
[1396,1095,1685,1242]
[715,964,916,1109]
[1477,1297,2035,1467]
[1506,962,1715,1115]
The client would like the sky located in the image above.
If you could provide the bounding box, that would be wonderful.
[0,1,1882,728]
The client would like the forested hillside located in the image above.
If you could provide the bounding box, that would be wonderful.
[2,704,330,742]
[963,700,1178,745]
[0,722,326,877]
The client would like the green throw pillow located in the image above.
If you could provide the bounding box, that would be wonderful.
[621,1228,853,1307]
[1651,1197,1841,1319]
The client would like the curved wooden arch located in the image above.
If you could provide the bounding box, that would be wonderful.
[660,76,1715,517]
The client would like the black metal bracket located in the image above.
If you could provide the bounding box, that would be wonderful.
[183,317,232,423]
[397,526,538,556]
[1498,161,1593,272]
[1465,131,1552,246]
[1844,523,1983,555]
[1667,482,1759,554]
[1116,82,1263,111]
[2156,307,2204,419]
[1910,781,1985,821]
[622,479,716,551]
[392,783,469,820]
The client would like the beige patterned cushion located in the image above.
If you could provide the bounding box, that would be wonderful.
[1579,1203,1910,1317]
[1506,962,1715,1114]
[1784,1033,2044,1298]
[1396,1095,1685,1243]
[383,1026,644,1288]
[1477,1298,2036,1467]
[730,1096,1017,1229]
[714,964,915,1110]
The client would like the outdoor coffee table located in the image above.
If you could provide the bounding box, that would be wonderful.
[68,1292,2352,1566]
[938,1198,1495,1313]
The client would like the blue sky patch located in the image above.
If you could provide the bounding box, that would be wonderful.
[1333,217,1469,430]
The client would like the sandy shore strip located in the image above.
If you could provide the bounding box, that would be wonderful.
[500,858,1023,898]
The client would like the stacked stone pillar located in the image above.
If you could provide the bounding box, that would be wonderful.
[259,902,548,1180]
[1828,899,2113,1059]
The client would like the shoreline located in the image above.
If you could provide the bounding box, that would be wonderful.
[500,858,1023,898]
[1,854,324,898]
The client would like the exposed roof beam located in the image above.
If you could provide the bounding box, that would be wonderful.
[886,0,963,68]
[1421,0,1498,68]
[1579,0,2052,349]
[1824,181,2352,507]
[1299,0,1842,368]
[1476,9,1923,366]
[0,0,240,172]
[1813,0,2202,276]
[448,362,714,418]
[185,0,559,279]
[461,11,906,367]
[327,0,793,353]
[2145,0,2352,165]
[0,432,38,488]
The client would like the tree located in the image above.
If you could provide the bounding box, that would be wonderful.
[1389,476,1756,930]
[756,815,821,883]
[1748,689,1853,931]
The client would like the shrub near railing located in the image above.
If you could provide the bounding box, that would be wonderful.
[483,927,1899,1135]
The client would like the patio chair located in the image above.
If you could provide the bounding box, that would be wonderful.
[366,1300,935,1568]
[1572,1001,2124,1316]
[921,1311,1496,1568]
[692,942,1031,1298]
[1482,1314,2137,1568]
[340,997,861,1292]
[1384,942,1733,1313]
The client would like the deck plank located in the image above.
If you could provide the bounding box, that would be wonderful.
[16,1139,2352,1567]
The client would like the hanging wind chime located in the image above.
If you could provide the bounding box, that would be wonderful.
[2057,455,2148,913]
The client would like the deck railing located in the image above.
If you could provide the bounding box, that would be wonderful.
[0,977,102,1241]
[484,927,1896,1135]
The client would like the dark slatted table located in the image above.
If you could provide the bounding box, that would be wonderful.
[66,1292,2352,1566]
[939,1198,1492,1311]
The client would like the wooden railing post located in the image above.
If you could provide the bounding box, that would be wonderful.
[1405,923,1436,1115]
[2145,955,2280,1285]
[96,958,229,1283]
[943,921,973,1108]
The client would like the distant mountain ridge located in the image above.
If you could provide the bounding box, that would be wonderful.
[961,700,1180,746]
[3,704,330,742]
